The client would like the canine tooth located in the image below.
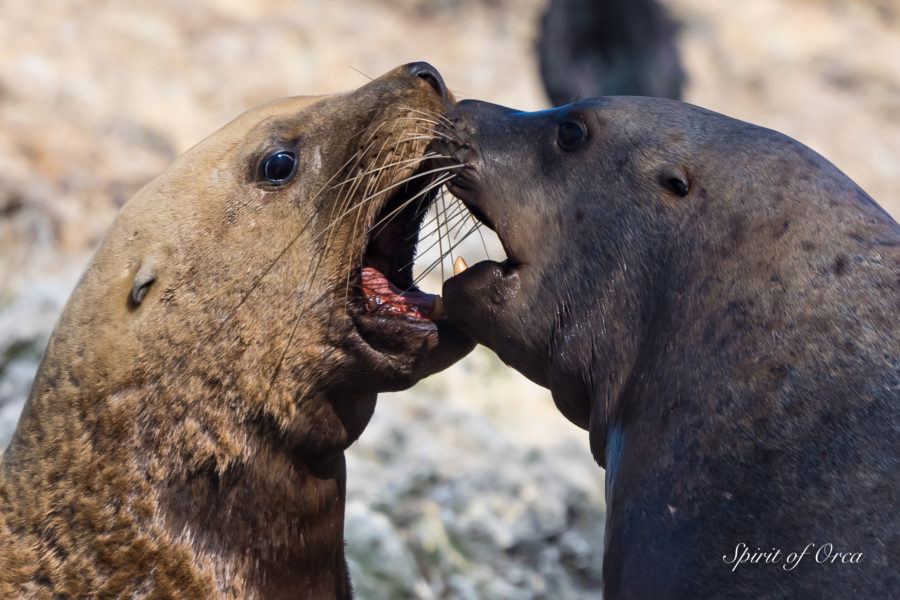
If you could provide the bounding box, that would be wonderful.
[431,295,445,318]
[453,256,469,275]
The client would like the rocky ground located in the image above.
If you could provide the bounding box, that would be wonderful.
[1,0,898,597]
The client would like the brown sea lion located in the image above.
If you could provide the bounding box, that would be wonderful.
[0,62,473,599]
[433,97,899,598]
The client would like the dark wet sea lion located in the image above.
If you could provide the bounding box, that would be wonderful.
[433,97,899,598]
[0,62,473,599]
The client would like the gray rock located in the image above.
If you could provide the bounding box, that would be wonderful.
[345,374,607,598]
[0,272,78,448]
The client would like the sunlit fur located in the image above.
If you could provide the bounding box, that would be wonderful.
[0,64,472,600]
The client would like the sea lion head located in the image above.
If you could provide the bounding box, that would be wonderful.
[433,98,690,427]
[1,63,478,600]
[433,96,882,438]
[22,62,473,461]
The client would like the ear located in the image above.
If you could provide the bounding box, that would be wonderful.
[658,164,690,197]
[131,258,159,306]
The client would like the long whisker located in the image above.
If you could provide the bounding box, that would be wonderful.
[348,66,375,81]
[436,186,493,258]
[395,107,461,144]
[439,189,456,281]
[326,120,392,221]
[327,119,403,256]
[446,199,475,241]
[261,122,401,406]
[321,164,466,240]
[325,153,433,191]
[323,146,462,192]
[341,120,404,299]
[411,201,470,241]
[395,116,445,130]
[323,124,389,246]
[433,180,448,285]
[395,117,459,144]
[411,222,484,287]
[356,120,434,245]
[208,147,380,336]
[399,201,469,272]
[397,106,453,127]
[367,174,455,239]
[464,197,492,257]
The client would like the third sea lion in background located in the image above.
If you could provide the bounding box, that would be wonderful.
[433,97,898,598]
[0,62,473,599]
[538,0,685,104]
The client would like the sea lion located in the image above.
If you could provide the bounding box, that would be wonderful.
[538,0,684,103]
[0,62,473,599]
[433,97,899,598]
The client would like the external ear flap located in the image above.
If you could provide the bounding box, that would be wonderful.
[659,165,690,197]
[131,259,158,306]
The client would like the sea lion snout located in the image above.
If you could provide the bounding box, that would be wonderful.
[432,100,552,265]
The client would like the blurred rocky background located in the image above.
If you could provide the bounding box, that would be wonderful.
[1,0,899,597]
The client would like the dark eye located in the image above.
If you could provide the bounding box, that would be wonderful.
[262,151,297,183]
[658,166,691,197]
[665,176,690,197]
[557,120,587,151]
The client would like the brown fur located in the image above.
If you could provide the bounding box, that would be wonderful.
[0,63,472,599]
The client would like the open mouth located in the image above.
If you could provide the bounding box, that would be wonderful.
[348,163,445,324]
[436,179,514,279]
[344,142,510,345]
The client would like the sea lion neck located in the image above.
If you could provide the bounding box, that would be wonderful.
[157,397,364,600]
[4,350,370,597]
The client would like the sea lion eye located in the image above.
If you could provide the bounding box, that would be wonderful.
[659,165,691,197]
[557,120,587,151]
[262,151,297,183]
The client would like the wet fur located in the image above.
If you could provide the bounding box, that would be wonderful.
[438,97,899,598]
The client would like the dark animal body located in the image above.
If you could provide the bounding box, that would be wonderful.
[434,97,899,598]
[538,0,685,104]
[0,63,473,599]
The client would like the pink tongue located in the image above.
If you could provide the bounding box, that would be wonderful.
[361,266,436,319]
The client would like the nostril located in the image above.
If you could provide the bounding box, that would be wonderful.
[407,62,447,97]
